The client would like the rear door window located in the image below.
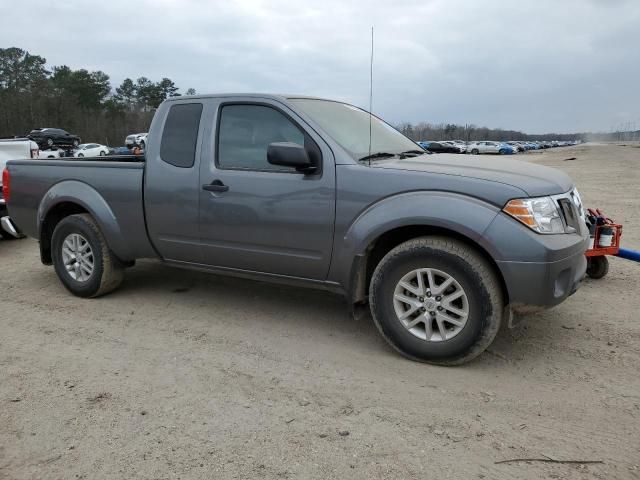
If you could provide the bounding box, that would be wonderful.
[160,103,203,168]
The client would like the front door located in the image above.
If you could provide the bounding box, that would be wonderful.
[198,100,336,280]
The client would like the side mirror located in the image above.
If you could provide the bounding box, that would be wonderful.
[267,142,316,173]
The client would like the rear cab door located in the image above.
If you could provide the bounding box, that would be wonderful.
[144,100,206,263]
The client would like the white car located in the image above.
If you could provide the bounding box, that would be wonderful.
[467,141,512,155]
[74,143,109,157]
[38,149,64,159]
[0,138,39,171]
[125,132,148,148]
[1,138,38,238]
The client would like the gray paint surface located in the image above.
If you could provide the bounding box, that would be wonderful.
[6,94,588,309]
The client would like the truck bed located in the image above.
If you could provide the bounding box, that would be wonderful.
[6,156,156,260]
[38,154,144,163]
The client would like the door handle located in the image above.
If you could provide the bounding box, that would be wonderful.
[202,180,229,193]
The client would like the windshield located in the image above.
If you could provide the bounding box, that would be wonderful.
[289,98,420,160]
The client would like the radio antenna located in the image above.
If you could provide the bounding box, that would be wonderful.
[368,26,374,166]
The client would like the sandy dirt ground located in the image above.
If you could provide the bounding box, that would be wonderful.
[1,144,639,479]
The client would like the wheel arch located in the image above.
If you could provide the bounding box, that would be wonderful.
[38,181,133,264]
[338,192,508,308]
[349,224,509,309]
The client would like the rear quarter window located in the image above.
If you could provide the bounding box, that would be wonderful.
[160,103,203,168]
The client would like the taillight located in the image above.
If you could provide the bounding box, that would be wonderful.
[31,148,39,158]
[2,168,10,204]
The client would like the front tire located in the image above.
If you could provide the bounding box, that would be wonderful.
[471,148,479,155]
[46,138,54,146]
[51,214,124,298]
[370,236,503,365]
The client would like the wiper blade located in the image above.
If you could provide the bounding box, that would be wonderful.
[358,152,396,162]
[399,150,430,158]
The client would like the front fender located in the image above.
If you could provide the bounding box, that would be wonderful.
[38,180,133,261]
[328,191,501,290]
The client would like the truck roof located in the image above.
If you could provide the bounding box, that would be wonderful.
[163,93,337,103]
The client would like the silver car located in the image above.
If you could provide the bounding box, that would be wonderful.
[125,133,148,148]
[467,141,509,155]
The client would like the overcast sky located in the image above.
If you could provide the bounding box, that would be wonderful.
[2,0,639,133]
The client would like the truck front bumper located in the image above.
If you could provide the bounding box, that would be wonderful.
[484,213,590,314]
[497,248,587,314]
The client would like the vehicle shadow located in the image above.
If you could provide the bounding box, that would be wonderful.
[111,260,390,356]
[102,260,575,368]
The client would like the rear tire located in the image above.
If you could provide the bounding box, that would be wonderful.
[370,236,503,365]
[471,148,479,155]
[46,138,54,146]
[51,214,124,298]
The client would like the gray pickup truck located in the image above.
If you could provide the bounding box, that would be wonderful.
[3,94,589,364]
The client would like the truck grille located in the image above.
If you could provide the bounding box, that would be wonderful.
[554,189,584,232]
[558,198,579,230]
[569,189,585,220]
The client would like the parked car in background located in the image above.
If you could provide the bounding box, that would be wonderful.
[418,141,460,154]
[125,133,148,148]
[109,146,133,156]
[1,138,38,176]
[74,143,110,157]
[451,140,468,153]
[507,141,525,152]
[467,141,514,155]
[0,138,37,238]
[28,128,81,148]
[442,141,466,153]
[38,149,64,159]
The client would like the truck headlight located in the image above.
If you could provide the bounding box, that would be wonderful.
[503,197,564,234]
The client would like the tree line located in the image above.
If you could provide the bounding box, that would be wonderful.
[0,47,196,146]
[395,122,582,143]
[2,46,634,147]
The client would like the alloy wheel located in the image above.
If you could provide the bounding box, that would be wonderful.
[61,233,95,282]
[393,268,469,342]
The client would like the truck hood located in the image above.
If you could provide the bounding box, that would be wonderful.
[373,154,573,197]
